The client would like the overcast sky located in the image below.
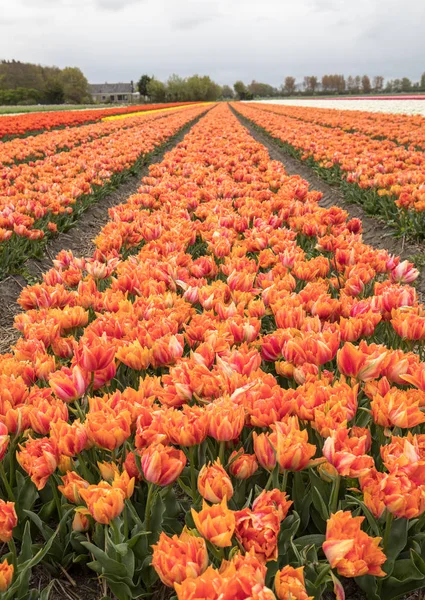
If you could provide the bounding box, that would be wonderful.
[1,0,424,86]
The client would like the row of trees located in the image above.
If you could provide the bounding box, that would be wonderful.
[229,74,425,100]
[137,74,223,103]
[280,73,425,97]
[0,60,90,105]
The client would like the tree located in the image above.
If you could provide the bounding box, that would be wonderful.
[421,72,425,90]
[303,76,318,94]
[137,75,152,98]
[60,67,89,103]
[321,75,345,93]
[221,85,234,99]
[248,80,275,98]
[185,75,221,101]
[284,76,296,95]
[234,81,249,100]
[146,79,166,102]
[361,75,371,94]
[401,77,412,92]
[44,77,65,104]
[166,74,188,101]
[373,75,384,92]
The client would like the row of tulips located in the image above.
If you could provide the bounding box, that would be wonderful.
[0,103,424,599]
[251,103,425,151]
[0,106,196,167]
[233,103,425,238]
[0,102,198,140]
[0,104,210,278]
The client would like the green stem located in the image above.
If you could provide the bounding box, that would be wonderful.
[265,470,274,491]
[281,470,288,493]
[144,482,155,531]
[383,510,394,554]
[218,441,225,465]
[123,505,129,539]
[51,477,63,519]
[8,440,16,490]
[125,499,143,527]
[8,537,17,573]
[330,475,341,515]
[0,462,15,502]
[189,446,197,502]
[110,517,121,545]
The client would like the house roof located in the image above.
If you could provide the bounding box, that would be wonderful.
[88,83,135,94]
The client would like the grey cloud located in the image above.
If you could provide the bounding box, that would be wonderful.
[1,0,424,86]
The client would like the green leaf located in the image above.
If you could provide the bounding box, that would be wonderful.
[81,542,129,578]
[311,486,329,521]
[345,495,380,536]
[294,534,326,548]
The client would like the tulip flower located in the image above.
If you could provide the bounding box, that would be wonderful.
[0,559,13,592]
[80,482,125,524]
[228,450,258,479]
[152,530,209,588]
[191,498,236,547]
[274,565,312,600]
[0,500,17,543]
[323,511,386,577]
[197,459,234,503]
[234,506,280,563]
[17,436,59,490]
[141,443,186,486]
[58,471,90,504]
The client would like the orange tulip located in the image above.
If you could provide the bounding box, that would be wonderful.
[207,397,245,442]
[191,498,236,547]
[116,340,152,371]
[323,428,374,478]
[141,443,186,486]
[0,422,9,461]
[86,409,131,450]
[152,529,208,588]
[252,489,292,522]
[58,471,90,504]
[167,405,208,447]
[79,482,125,524]
[17,436,59,490]
[76,334,116,372]
[380,473,425,519]
[49,365,89,403]
[72,507,90,532]
[197,459,234,504]
[0,500,17,543]
[253,431,277,471]
[234,506,280,563]
[49,419,88,457]
[174,565,223,600]
[323,511,386,577]
[228,450,258,479]
[111,470,135,499]
[337,342,387,381]
[371,389,425,429]
[0,559,13,592]
[274,566,313,600]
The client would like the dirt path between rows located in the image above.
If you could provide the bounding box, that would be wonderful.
[0,116,203,355]
[234,109,425,300]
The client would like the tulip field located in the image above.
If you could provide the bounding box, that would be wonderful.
[234,102,425,239]
[0,101,424,600]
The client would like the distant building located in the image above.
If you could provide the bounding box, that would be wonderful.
[88,81,140,103]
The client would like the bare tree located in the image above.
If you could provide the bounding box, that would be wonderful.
[373,75,384,92]
[361,75,371,93]
[284,76,296,95]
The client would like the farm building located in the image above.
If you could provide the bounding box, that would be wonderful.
[88,81,140,103]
